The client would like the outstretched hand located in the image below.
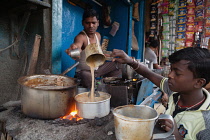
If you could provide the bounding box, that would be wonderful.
[111,49,133,64]
[65,44,79,56]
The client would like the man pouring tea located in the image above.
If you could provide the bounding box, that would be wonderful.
[66,9,121,89]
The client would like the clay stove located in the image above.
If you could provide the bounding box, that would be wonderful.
[0,105,116,140]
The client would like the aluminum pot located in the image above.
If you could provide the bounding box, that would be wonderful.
[113,105,174,140]
[18,75,77,119]
[74,92,111,119]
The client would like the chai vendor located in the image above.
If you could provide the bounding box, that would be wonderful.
[66,9,121,89]
[111,47,210,140]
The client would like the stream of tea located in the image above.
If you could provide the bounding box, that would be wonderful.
[90,64,95,102]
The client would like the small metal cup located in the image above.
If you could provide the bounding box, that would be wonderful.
[70,48,80,58]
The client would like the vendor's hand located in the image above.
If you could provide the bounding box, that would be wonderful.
[65,44,79,56]
[111,49,133,64]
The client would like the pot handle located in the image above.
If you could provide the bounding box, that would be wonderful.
[60,62,79,76]
[152,114,175,139]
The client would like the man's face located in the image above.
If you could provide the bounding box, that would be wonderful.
[167,60,197,93]
[82,16,99,34]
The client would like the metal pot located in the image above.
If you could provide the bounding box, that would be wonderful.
[74,92,111,119]
[18,74,77,119]
[113,105,174,140]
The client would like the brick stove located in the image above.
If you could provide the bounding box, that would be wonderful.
[0,106,116,140]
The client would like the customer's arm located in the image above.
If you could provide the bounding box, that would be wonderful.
[111,49,163,87]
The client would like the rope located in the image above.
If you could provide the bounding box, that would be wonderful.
[0,39,19,53]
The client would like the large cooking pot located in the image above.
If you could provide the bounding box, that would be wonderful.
[18,74,77,119]
[74,91,111,119]
[18,62,79,119]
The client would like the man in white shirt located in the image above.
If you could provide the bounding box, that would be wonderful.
[144,40,162,69]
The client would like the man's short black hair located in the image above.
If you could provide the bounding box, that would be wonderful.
[82,9,99,21]
[149,40,159,48]
[169,47,210,87]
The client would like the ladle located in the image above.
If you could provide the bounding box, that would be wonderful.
[60,62,79,76]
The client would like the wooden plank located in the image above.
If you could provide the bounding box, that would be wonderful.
[41,1,52,74]
[6,134,12,140]
[1,134,6,140]
[27,34,41,75]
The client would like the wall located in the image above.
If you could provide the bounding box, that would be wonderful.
[0,0,51,105]
[61,0,84,77]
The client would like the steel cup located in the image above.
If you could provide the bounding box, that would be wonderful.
[70,48,80,58]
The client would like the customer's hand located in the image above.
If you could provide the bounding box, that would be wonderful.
[111,49,133,64]
[158,118,173,132]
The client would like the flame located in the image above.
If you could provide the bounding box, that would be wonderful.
[132,79,137,81]
[61,110,83,121]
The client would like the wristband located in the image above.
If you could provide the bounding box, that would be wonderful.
[129,57,139,71]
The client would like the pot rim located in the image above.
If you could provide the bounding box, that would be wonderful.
[18,74,77,91]
[74,92,111,104]
[112,105,158,122]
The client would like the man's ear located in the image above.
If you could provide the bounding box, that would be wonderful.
[194,78,206,88]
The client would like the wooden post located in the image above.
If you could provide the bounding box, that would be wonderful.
[27,34,41,75]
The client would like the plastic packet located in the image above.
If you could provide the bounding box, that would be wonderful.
[177,24,186,32]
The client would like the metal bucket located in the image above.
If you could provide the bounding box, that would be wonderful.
[113,105,174,140]
[85,43,105,67]
[74,92,111,119]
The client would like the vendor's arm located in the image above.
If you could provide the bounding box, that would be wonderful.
[65,34,85,56]
[112,49,163,87]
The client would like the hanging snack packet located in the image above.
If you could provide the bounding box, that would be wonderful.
[179,0,187,7]
[205,27,210,37]
[163,23,170,31]
[186,15,195,23]
[187,0,195,7]
[206,0,210,7]
[177,32,186,39]
[195,9,204,21]
[177,24,186,32]
[187,7,195,15]
[195,21,203,32]
[176,39,185,47]
[163,14,169,22]
[186,31,195,40]
[201,37,210,46]
[150,22,157,29]
[205,17,210,26]
[178,15,187,24]
[186,23,195,31]
[161,3,169,14]
[151,4,158,14]
[185,39,194,47]
[178,7,187,15]
[205,7,210,17]
[195,0,205,10]
[151,14,157,21]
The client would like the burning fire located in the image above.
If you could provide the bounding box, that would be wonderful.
[61,110,83,121]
